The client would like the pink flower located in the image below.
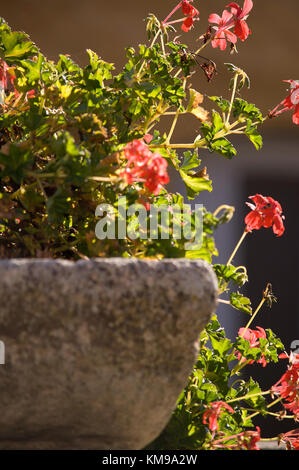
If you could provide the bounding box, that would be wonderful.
[226,0,253,41]
[203,401,235,431]
[121,139,169,195]
[208,10,237,50]
[269,80,299,125]
[245,194,285,237]
[236,327,268,367]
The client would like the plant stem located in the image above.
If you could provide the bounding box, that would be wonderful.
[227,230,248,265]
[226,390,271,405]
[137,28,161,79]
[241,296,266,337]
[165,18,186,26]
[150,142,207,150]
[166,79,186,144]
[225,73,238,126]
[247,396,283,421]
[218,299,231,305]
[35,176,48,201]
[160,32,166,57]
[162,2,182,25]
[194,37,212,56]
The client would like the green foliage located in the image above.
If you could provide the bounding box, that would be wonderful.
[214,264,248,289]
[201,112,237,159]
[148,310,286,450]
[0,12,291,452]
[230,292,252,315]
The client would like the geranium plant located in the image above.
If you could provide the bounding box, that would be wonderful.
[0,0,298,450]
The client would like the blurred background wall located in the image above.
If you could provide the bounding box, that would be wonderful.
[1,0,298,436]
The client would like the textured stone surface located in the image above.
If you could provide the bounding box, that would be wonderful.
[0,258,218,449]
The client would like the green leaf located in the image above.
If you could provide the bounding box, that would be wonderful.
[245,125,263,150]
[179,169,212,199]
[18,54,43,84]
[180,150,201,171]
[214,264,248,288]
[233,98,263,122]
[212,111,224,134]
[243,378,266,408]
[209,137,237,159]
[0,145,33,183]
[186,235,217,262]
[209,96,230,112]
[230,292,252,315]
[210,336,232,356]
[2,30,38,60]
[46,187,71,224]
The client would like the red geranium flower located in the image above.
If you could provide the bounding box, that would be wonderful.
[272,367,298,402]
[226,0,253,41]
[280,429,299,450]
[272,353,299,419]
[203,401,235,431]
[284,398,299,418]
[209,10,237,51]
[243,426,261,450]
[181,0,199,32]
[162,1,199,33]
[269,80,299,125]
[235,327,268,367]
[0,59,19,102]
[245,194,285,237]
[121,139,169,195]
[26,89,36,99]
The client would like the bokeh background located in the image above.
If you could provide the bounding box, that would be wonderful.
[1,0,298,437]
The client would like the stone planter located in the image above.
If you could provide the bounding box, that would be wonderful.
[0,258,218,449]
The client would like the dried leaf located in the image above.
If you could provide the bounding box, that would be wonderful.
[190,106,210,123]
[187,88,204,111]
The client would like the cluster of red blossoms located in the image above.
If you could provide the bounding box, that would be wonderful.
[245,194,285,237]
[272,352,299,420]
[212,427,261,450]
[121,139,169,196]
[181,0,199,32]
[163,0,199,33]
[279,429,299,450]
[202,401,235,432]
[209,0,253,50]
[235,327,268,367]
[0,59,35,102]
[269,80,299,126]
[0,59,17,100]
[203,401,261,449]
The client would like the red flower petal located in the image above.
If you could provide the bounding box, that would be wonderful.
[245,210,263,231]
[234,19,251,41]
[181,16,194,32]
[272,214,285,237]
